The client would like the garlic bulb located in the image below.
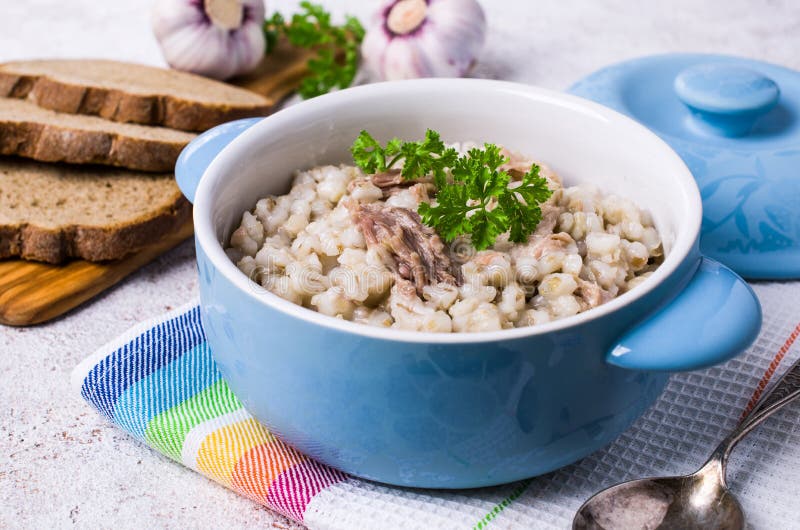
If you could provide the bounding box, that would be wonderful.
[361,0,487,81]
[152,0,266,80]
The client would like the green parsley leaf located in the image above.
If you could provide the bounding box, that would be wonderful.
[384,138,403,160]
[502,164,553,243]
[351,129,457,187]
[468,207,509,251]
[425,144,514,249]
[350,130,390,173]
[399,130,458,185]
[264,2,365,99]
[264,12,284,53]
[418,184,473,241]
[350,132,553,250]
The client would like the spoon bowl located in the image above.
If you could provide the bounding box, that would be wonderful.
[573,461,745,530]
[573,354,800,530]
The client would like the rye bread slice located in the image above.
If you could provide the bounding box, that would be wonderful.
[0,158,191,263]
[0,59,271,132]
[0,98,196,172]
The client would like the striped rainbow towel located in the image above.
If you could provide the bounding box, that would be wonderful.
[74,284,800,529]
[72,304,345,522]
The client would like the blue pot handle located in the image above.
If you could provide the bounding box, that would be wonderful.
[175,118,262,203]
[607,257,761,371]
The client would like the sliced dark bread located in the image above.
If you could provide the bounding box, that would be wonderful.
[0,59,271,132]
[0,98,195,172]
[0,158,191,263]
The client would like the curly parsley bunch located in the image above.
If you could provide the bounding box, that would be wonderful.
[351,130,553,250]
[265,2,365,99]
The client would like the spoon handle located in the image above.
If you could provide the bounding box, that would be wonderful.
[747,357,800,423]
[719,355,800,461]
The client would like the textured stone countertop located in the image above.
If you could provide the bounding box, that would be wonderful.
[1,1,798,528]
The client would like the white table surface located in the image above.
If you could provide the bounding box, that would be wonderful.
[1,1,798,528]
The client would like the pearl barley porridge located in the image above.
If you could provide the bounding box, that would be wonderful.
[226,143,663,333]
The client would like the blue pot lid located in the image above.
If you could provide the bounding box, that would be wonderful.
[569,53,800,279]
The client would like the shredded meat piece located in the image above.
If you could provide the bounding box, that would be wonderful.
[394,278,419,299]
[370,170,433,198]
[529,232,575,259]
[500,147,536,178]
[533,205,560,237]
[500,149,563,197]
[349,202,461,295]
[576,278,614,309]
[405,183,433,203]
[371,170,405,188]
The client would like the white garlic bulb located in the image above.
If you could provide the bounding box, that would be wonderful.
[361,0,487,81]
[152,0,266,80]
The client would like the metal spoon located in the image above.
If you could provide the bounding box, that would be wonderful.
[573,356,800,530]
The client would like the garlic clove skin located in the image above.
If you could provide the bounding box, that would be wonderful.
[382,38,427,80]
[362,0,487,81]
[152,0,203,37]
[425,0,486,75]
[158,25,230,80]
[228,17,268,74]
[152,0,266,81]
[361,21,393,79]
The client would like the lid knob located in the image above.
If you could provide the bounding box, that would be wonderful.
[674,63,780,137]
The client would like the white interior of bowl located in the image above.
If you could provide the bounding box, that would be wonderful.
[194,79,702,343]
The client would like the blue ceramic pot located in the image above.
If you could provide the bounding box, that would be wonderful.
[176,80,761,488]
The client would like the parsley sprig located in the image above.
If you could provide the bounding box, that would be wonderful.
[351,130,553,250]
[351,129,458,187]
[265,2,365,99]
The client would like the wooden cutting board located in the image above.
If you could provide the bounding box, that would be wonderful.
[0,40,311,326]
[230,36,314,102]
[0,219,195,326]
